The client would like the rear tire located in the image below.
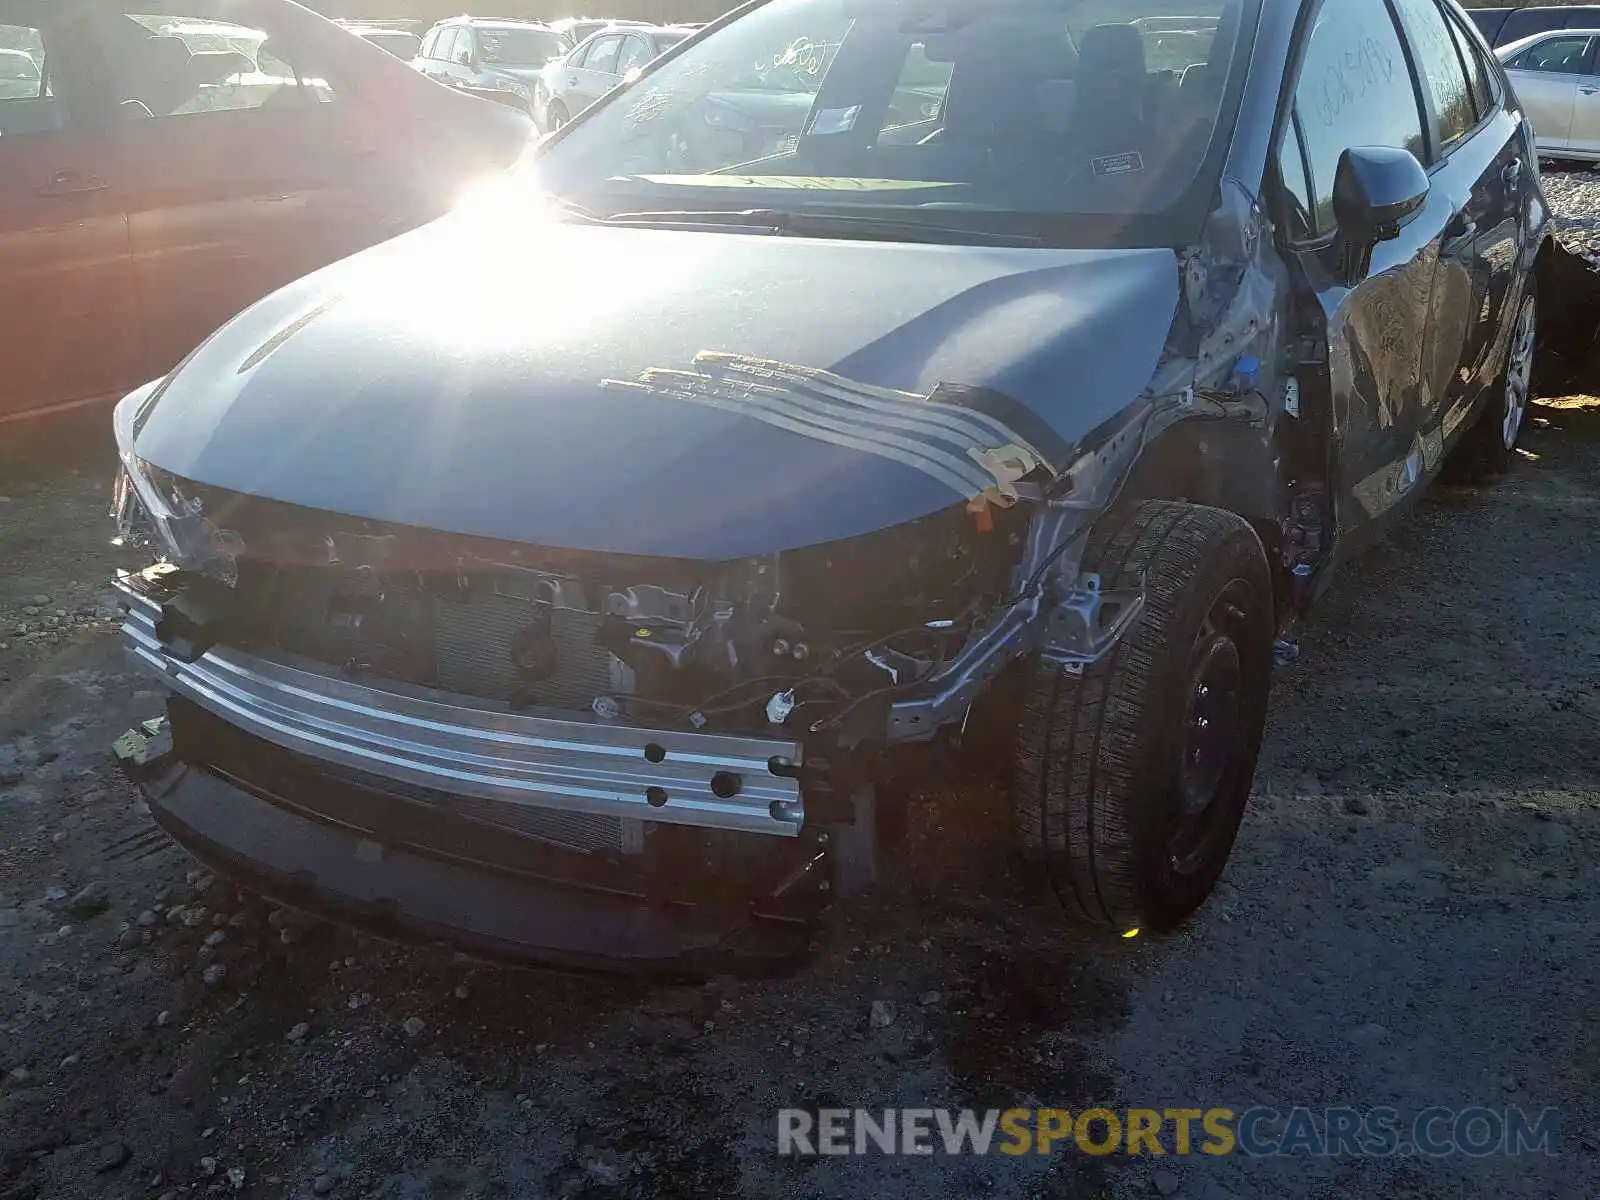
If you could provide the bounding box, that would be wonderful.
[1446,284,1537,483]
[1012,501,1274,933]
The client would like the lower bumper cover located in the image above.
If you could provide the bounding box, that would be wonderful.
[143,759,812,974]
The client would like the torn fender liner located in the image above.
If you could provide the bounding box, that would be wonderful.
[603,352,1064,501]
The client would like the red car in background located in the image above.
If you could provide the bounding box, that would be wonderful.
[0,0,530,425]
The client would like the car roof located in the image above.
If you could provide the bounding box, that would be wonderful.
[440,17,555,29]
[1497,28,1600,57]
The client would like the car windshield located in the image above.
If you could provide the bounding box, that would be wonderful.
[480,28,563,65]
[532,0,1246,243]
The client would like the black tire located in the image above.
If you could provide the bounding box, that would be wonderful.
[1446,282,1538,483]
[1013,500,1274,933]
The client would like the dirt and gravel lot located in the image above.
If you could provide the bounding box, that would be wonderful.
[4,188,1600,1200]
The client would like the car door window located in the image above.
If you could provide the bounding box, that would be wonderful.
[433,27,458,63]
[1445,9,1496,116]
[1293,0,1426,234]
[1512,35,1593,75]
[95,12,336,116]
[585,35,621,76]
[0,24,58,135]
[419,28,437,58]
[874,41,952,138]
[615,34,650,76]
[566,41,591,68]
[1391,0,1478,156]
[1276,112,1317,242]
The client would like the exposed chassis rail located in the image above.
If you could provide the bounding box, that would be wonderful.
[114,578,806,838]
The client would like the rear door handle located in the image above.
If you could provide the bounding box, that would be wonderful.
[37,170,107,197]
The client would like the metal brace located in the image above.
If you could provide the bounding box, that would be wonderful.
[1040,574,1147,675]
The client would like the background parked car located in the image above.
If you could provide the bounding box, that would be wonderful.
[1469,5,1600,47]
[546,15,648,51]
[414,17,564,116]
[533,23,693,130]
[1498,27,1600,161]
[0,0,530,427]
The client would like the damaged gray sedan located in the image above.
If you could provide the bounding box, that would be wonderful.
[110,0,1552,970]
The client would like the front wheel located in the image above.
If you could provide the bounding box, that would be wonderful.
[1012,501,1274,933]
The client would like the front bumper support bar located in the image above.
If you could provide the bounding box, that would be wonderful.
[115,574,805,838]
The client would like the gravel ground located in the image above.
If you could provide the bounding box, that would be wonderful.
[1540,164,1600,252]
[4,206,1600,1199]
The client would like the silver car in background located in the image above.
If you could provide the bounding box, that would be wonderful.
[414,18,566,116]
[1498,28,1600,161]
[533,23,694,130]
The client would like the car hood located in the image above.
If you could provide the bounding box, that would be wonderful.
[132,209,1179,560]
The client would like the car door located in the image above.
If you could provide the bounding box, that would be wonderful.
[615,32,652,85]
[1388,0,1526,460]
[452,27,483,90]
[572,34,622,111]
[1503,33,1590,152]
[88,4,376,377]
[0,9,139,423]
[1563,38,1600,156]
[427,26,461,85]
[1276,0,1448,544]
[415,25,446,80]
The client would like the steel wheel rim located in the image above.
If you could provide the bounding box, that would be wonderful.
[1503,294,1537,451]
[1170,580,1250,875]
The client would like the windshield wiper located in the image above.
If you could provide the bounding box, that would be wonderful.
[597,208,1044,246]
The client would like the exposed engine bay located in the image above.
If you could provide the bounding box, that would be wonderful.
[117,481,1040,746]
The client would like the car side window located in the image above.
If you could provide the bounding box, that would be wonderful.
[454,29,475,66]
[615,34,650,75]
[1276,112,1317,242]
[0,24,59,137]
[1512,35,1593,75]
[1292,0,1426,234]
[1445,9,1496,116]
[419,28,438,59]
[567,41,590,68]
[100,13,336,117]
[1391,0,1477,156]
[585,35,621,75]
[433,28,458,63]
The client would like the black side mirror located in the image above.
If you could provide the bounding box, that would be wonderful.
[1331,146,1429,286]
[1333,146,1429,245]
